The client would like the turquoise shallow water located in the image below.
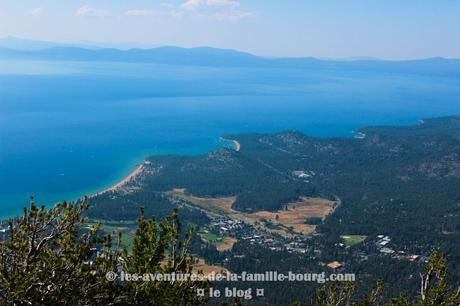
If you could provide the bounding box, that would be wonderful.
[1,60,460,218]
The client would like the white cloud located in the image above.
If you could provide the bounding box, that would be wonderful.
[206,0,239,7]
[181,0,202,10]
[25,8,43,17]
[125,9,159,17]
[76,5,109,17]
[179,0,252,20]
[181,0,239,10]
[125,8,183,19]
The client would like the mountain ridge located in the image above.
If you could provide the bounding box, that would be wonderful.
[1,45,460,77]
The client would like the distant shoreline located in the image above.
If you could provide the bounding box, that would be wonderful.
[220,137,241,152]
[92,161,147,197]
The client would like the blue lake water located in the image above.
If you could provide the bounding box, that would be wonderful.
[1,60,460,218]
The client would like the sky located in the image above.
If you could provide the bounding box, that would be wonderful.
[0,0,459,59]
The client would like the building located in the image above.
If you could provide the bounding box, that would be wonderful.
[327,261,343,269]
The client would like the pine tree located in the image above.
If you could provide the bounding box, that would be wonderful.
[0,198,208,305]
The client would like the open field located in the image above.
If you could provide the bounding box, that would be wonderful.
[341,235,367,248]
[170,189,236,215]
[198,229,237,252]
[198,230,222,243]
[87,220,137,249]
[169,189,337,236]
[254,197,336,234]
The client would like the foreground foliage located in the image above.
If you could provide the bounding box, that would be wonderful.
[0,197,207,305]
[1,199,459,305]
[288,250,460,306]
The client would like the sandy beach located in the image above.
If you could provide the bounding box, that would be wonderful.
[220,137,241,152]
[92,162,146,197]
[91,136,242,199]
[232,140,241,151]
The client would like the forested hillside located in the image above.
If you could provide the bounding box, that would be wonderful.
[86,116,460,303]
[119,116,460,254]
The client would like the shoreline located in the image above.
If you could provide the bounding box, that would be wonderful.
[92,161,147,197]
[92,137,241,199]
[91,136,241,199]
[220,137,241,152]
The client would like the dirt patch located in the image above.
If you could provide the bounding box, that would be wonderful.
[193,258,228,275]
[250,197,336,235]
[216,237,238,252]
[169,189,235,215]
[169,189,337,236]
[161,258,227,276]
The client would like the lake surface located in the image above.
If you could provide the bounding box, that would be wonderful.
[1,60,460,218]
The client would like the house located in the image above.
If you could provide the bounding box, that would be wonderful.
[380,247,395,254]
[292,170,313,179]
[327,261,343,269]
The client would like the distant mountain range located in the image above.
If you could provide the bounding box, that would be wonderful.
[0,36,100,51]
[0,36,160,50]
[1,37,460,76]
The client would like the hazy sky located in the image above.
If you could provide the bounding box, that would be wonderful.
[0,0,459,59]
